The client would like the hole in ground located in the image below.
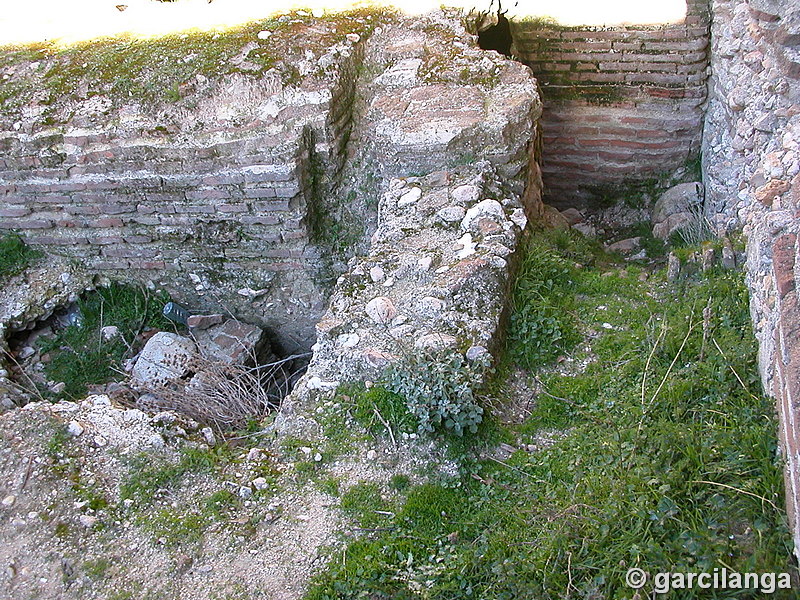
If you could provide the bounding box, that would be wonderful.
[1,283,309,431]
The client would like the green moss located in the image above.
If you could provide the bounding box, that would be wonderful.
[0,234,42,281]
[0,8,392,120]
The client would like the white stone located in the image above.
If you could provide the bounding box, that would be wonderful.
[314,453,322,462]
[510,208,527,230]
[365,297,397,323]
[131,332,197,386]
[252,477,269,491]
[257,30,272,40]
[79,515,97,528]
[100,325,120,341]
[451,185,480,205]
[415,333,458,350]
[369,266,385,282]
[67,421,84,437]
[366,449,377,460]
[418,256,433,271]
[346,33,361,43]
[454,233,476,259]
[1,495,15,507]
[437,206,466,223]
[337,333,360,348]
[461,199,505,233]
[398,187,422,207]
[201,427,216,447]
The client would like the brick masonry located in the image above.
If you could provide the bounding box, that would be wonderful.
[512,0,710,208]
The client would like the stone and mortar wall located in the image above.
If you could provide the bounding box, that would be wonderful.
[702,0,800,558]
[513,0,710,208]
[274,18,543,429]
[0,23,368,351]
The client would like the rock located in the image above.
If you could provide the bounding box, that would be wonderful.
[365,297,397,324]
[131,332,197,387]
[1,495,15,508]
[702,246,716,271]
[573,222,597,237]
[436,206,466,224]
[238,486,253,499]
[79,515,97,528]
[50,382,66,394]
[192,319,267,365]
[257,30,272,40]
[369,266,385,282]
[100,326,120,341]
[398,187,422,207]
[667,253,681,281]
[414,333,457,350]
[460,199,505,233]
[252,477,269,491]
[454,233,477,258]
[17,346,34,360]
[606,237,642,254]
[67,421,84,437]
[466,345,489,361]
[337,333,360,348]
[561,207,584,225]
[652,182,704,240]
[754,179,791,205]
[366,449,377,460]
[450,185,480,205]
[201,427,216,447]
[722,239,736,269]
[346,33,361,43]
[186,314,224,330]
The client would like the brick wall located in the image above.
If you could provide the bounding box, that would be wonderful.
[512,2,710,208]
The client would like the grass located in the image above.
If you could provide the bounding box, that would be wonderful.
[305,229,795,599]
[38,282,171,400]
[0,234,42,281]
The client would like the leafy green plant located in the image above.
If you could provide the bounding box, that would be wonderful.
[386,351,487,436]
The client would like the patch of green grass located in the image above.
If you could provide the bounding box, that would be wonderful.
[82,558,110,581]
[317,476,341,497]
[506,231,584,369]
[345,385,417,437]
[340,482,394,529]
[306,234,795,599]
[38,283,171,400]
[120,445,227,505]
[0,234,42,281]
[389,474,410,492]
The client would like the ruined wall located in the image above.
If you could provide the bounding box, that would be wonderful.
[702,0,800,558]
[513,0,710,208]
[0,21,370,352]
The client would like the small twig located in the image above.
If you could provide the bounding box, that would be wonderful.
[690,480,780,512]
[372,405,397,448]
[711,338,757,398]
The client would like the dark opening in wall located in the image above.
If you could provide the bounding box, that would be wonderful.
[478,10,513,57]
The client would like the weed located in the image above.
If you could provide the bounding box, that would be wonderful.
[317,476,341,497]
[39,283,171,400]
[388,474,410,492]
[0,234,42,281]
[340,482,393,529]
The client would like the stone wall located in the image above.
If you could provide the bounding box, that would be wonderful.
[512,1,710,208]
[0,21,370,352]
[702,0,800,559]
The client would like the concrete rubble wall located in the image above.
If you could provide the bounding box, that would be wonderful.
[702,0,800,559]
[0,20,368,351]
[276,18,543,425]
[513,0,710,208]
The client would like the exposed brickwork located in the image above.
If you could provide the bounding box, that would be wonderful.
[512,7,710,207]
